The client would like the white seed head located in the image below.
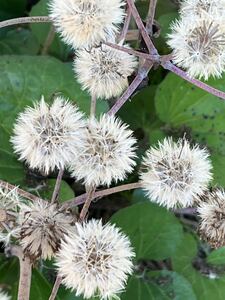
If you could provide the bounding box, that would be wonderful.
[180,0,225,19]
[167,17,225,80]
[56,219,134,299]
[0,289,11,300]
[140,137,213,209]
[198,189,225,248]
[18,200,75,260]
[11,96,85,174]
[74,44,138,99]
[70,114,137,187]
[49,0,125,49]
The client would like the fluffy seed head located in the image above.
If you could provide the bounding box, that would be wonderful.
[18,200,75,260]
[180,0,225,18]
[0,289,11,300]
[49,0,125,48]
[74,44,138,99]
[11,96,85,174]
[56,219,134,299]
[198,189,225,248]
[140,137,213,209]
[70,114,137,187]
[167,17,225,80]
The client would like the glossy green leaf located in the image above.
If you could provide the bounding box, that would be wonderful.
[39,179,74,202]
[111,201,183,260]
[172,234,225,300]
[207,247,225,266]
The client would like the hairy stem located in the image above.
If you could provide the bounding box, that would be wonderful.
[119,6,132,42]
[108,61,153,115]
[63,182,142,209]
[79,187,96,221]
[146,0,158,35]
[18,256,32,300]
[0,16,51,29]
[0,180,41,202]
[126,0,157,55]
[51,168,64,204]
[9,246,32,300]
[41,25,55,55]
[49,276,62,300]
[162,61,225,100]
[90,94,97,118]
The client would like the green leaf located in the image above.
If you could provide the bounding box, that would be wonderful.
[0,29,39,55]
[0,55,108,185]
[149,270,197,300]
[121,276,169,300]
[30,0,70,60]
[111,200,183,260]
[172,234,225,300]
[39,179,74,202]
[155,72,225,186]
[207,247,225,265]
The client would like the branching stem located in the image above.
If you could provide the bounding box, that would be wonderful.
[51,168,64,204]
[48,276,62,300]
[0,16,51,29]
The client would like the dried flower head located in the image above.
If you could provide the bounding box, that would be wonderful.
[180,0,225,18]
[56,219,134,299]
[140,137,212,209]
[0,186,21,245]
[49,0,125,49]
[18,200,75,260]
[11,96,85,174]
[70,114,137,187]
[167,17,225,80]
[0,289,11,300]
[198,189,225,248]
[74,44,138,99]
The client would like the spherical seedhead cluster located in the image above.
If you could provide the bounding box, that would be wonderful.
[11,96,85,174]
[49,0,125,49]
[56,219,134,300]
[140,137,212,209]
[0,289,11,300]
[167,18,225,80]
[198,189,225,248]
[180,0,225,18]
[74,45,138,99]
[167,0,225,80]
[18,200,75,260]
[70,114,137,187]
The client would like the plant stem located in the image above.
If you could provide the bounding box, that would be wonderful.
[9,246,32,300]
[0,180,41,202]
[126,0,157,55]
[90,94,97,118]
[146,0,158,35]
[107,61,153,115]
[18,256,32,300]
[79,187,96,222]
[49,276,62,300]
[51,168,64,204]
[41,25,55,55]
[63,182,142,209]
[162,61,225,100]
[0,16,51,29]
[104,41,158,60]
[119,6,132,42]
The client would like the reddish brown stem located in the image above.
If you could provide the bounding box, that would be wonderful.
[146,0,158,35]
[63,182,142,209]
[51,168,64,204]
[162,61,225,100]
[49,276,62,300]
[79,187,96,221]
[119,6,132,42]
[126,0,157,55]
[108,61,153,115]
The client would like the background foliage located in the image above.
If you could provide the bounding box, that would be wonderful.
[1,0,225,299]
